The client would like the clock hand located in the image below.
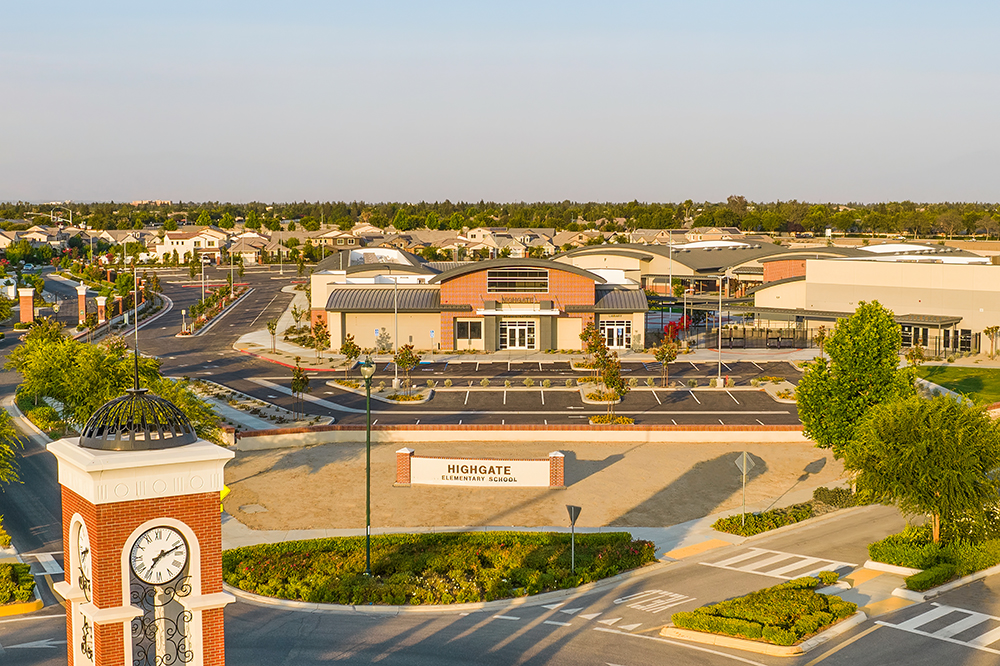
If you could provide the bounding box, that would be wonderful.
[151,544,184,569]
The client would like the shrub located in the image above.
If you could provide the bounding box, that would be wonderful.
[628,377,638,388]
[589,415,635,425]
[336,379,361,389]
[817,571,840,586]
[586,390,616,401]
[223,531,656,605]
[0,563,35,604]
[868,525,941,569]
[672,576,855,646]
[687,379,698,388]
[812,487,857,509]
[565,379,574,387]
[713,503,813,537]
[542,379,551,388]
[0,517,9,548]
[504,380,512,388]
[645,377,655,387]
[750,378,761,387]
[523,378,534,388]
[941,539,1000,577]
[443,379,452,388]
[709,378,718,388]
[13,322,30,330]
[906,563,957,592]
[426,379,436,388]
[386,394,423,402]
[725,376,734,387]
[480,378,490,387]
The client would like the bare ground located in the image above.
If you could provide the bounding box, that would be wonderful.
[223,440,846,531]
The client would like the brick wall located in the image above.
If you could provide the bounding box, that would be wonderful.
[439,267,595,310]
[763,259,806,283]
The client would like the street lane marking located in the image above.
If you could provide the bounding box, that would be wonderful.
[560,607,584,615]
[618,623,642,631]
[493,615,520,621]
[542,603,564,610]
[802,624,881,666]
[598,618,621,625]
[702,548,856,579]
[543,620,571,627]
[33,554,62,576]
[614,590,695,613]
[878,603,1000,654]
[580,612,601,620]
[756,419,764,425]
[593,628,768,666]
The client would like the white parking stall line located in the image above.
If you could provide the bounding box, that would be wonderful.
[540,390,544,406]
[503,391,507,405]
[689,390,701,405]
[464,391,469,405]
[878,603,1000,654]
[727,391,739,404]
[653,391,661,405]
[689,361,699,370]
[752,361,764,371]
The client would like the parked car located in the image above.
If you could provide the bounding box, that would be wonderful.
[22,263,35,272]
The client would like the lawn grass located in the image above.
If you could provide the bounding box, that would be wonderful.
[916,366,1000,404]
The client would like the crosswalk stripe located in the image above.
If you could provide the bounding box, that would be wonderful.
[709,549,767,568]
[932,611,990,639]
[769,557,824,576]
[742,553,799,571]
[701,547,856,581]
[895,605,956,631]
[35,553,63,576]
[968,625,1000,648]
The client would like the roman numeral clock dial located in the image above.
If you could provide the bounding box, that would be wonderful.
[130,527,189,585]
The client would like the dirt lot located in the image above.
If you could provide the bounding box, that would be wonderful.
[223,440,846,530]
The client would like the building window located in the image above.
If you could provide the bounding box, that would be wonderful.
[499,320,536,350]
[455,320,482,341]
[337,238,345,245]
[486,269,548,293]
[600,320,632,348]
[348,239,356,245]
[194,241,201,248]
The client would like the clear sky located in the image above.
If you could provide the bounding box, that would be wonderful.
[4,1,999,204]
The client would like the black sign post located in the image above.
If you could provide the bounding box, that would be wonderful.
[566,505,582,574]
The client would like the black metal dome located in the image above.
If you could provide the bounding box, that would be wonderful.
[79,388,198,451]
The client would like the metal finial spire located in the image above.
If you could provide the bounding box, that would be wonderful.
[133,261,141,392]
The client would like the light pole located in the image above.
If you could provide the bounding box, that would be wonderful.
[716,275,723,385]
[359,357,377,576]
[201,257,206,303]
[181,309,187,333]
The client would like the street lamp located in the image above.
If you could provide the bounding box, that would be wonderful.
[181,309,187,333]
[359,357,377,576]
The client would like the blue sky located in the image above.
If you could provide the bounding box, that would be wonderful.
[3,1,999,203]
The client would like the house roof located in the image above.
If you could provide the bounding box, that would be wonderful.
[428,258,607,284]
[324,287,471,313]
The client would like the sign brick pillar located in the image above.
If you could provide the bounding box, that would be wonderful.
[18,287,34,324]
[548,451,565,488]
[76,284,87,325]
[96,296,107,324]
[395,448,414,486]
[114,295,123,317]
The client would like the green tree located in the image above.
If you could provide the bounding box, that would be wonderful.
[266,318,278,354]
[0,410,21,484]
[983,325,1000,359]
[340,333,361,379]
[796,301,914,459]
[601,351,629,417]
[0,296,13,323]
[164,218,178,231]
[848,395,1000,543]
[297,254,306,277]
[196,210,212,226]
[189,262,197,280]
[393,344,421,396]
[219,213,235,230]
[905,344,926,368]
[312,318,330,361]
[653,340,679,388]
[290,357,311,418]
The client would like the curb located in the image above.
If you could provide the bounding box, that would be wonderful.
[863,560,922,577]
[890,561,1000,601]
[192,287,255,337]
[659,611,868,657]
[326,381,433,405]
[223,559,671,616]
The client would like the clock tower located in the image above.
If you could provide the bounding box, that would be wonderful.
[49,386,234,666]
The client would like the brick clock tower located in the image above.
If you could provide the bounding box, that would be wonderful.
[48,386,234,666]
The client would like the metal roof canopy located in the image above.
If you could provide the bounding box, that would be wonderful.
[686,302,963,327]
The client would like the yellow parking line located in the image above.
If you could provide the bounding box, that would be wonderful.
[803,624,881,666]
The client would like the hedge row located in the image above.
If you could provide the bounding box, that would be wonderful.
[223,531,656,605]
[671,575,855,646]
[0,564,35,604]
[868,524,1000,590]
[712,503,813,537]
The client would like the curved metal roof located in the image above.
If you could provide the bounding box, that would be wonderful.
[428,258,607,284]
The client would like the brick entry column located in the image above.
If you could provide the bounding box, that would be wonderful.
[395,448,414,486]
[96,296,107,324]
[76,284,87,325]
[18,287,34,324]
[549,451,565,488]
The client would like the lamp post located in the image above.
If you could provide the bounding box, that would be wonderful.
[181,309,187,333]
[717,275,723,385]
[359,357,377,576]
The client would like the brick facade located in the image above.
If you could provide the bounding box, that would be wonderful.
[548,451,565,488]
[61,486,226,666]
[763,259,806,283]
[18,288,33,324]
[395,448,414,485]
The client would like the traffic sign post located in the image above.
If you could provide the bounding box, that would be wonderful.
[735,452,756,527]
[566,505,582,574]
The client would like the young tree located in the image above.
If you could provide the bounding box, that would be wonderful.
[602,351,629,417]
[653,340,679,388]
[266,318,278,353]
[0,410,22,483]
[291,304,305,329]
[340,333,361,379]
[849,395,1000,543]
[188,262,197,280]
[312,318,330,361]
[984,325,1000,358]
[393,344,421,396]
[579,322,607,380]
[796,301,914,459]
[297,254,306,277]
[812,325,828,359]
[290,357,311,418]
[905,344,926,368]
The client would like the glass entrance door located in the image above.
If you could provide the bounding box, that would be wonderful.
[499,320,536,350]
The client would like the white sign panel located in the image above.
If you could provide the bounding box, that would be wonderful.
[410,456,551,487]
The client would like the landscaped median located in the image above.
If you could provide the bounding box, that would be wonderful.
[222,531,655,605]
[867,524,1000,593]
[712,486,860,538]
[663,574,863,656]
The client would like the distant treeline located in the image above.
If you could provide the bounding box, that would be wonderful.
[3,197,999,237]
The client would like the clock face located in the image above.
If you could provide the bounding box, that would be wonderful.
[77,521,92,601]
[130,527,188,585]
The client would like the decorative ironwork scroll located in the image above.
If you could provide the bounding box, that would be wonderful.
[130,576,194,666]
